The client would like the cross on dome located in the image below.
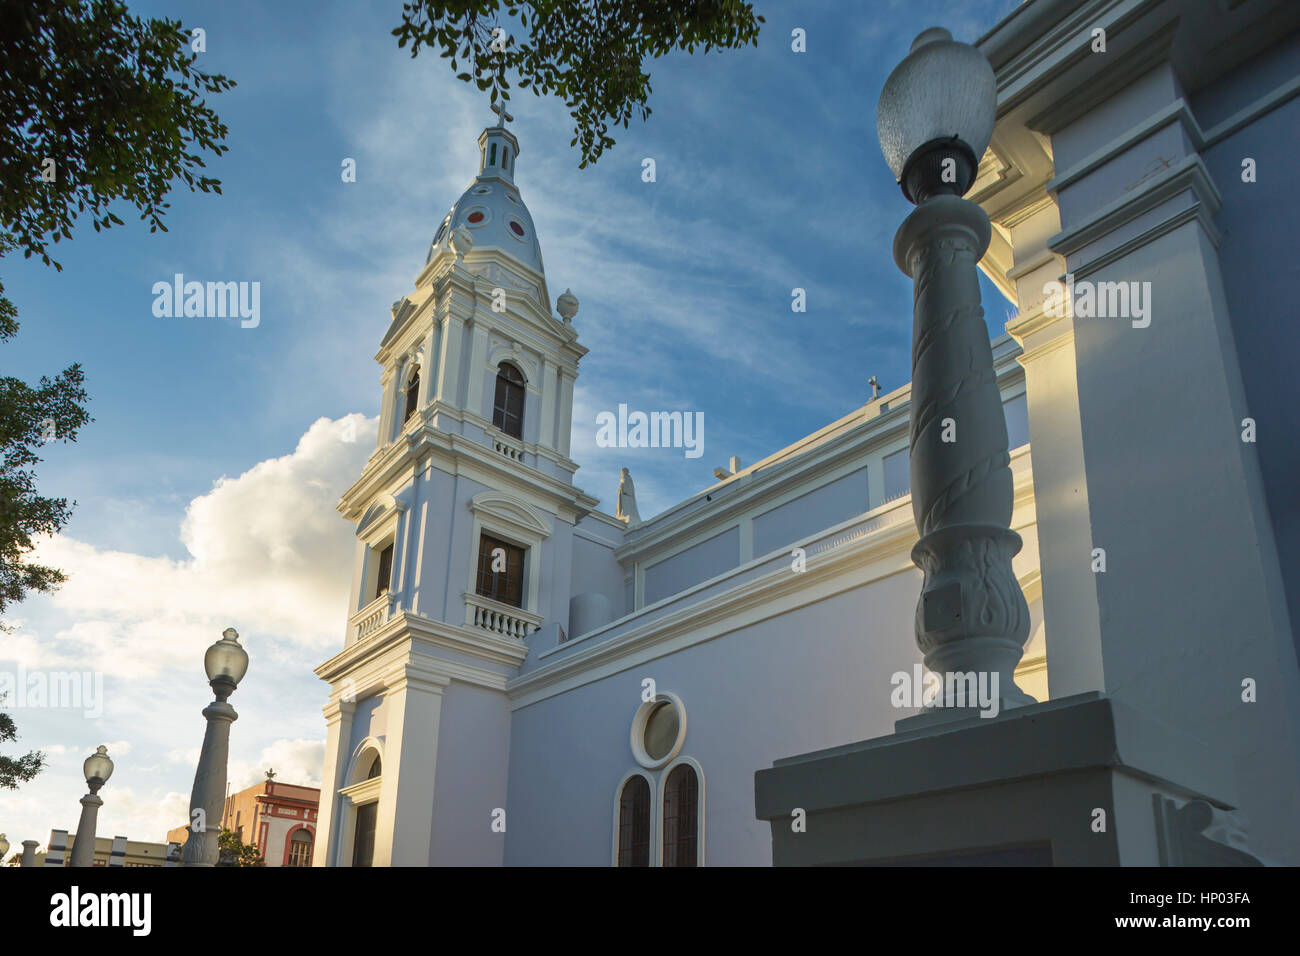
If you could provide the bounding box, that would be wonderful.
[491,101,514,129]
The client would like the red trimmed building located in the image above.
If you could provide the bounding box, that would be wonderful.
[168,777,320,867]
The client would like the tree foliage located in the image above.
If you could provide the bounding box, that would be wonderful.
[0,695,43,790]
[0,294,90,616]
[217,827,266,867]
[0,0,235,269]
[393,0,764,167]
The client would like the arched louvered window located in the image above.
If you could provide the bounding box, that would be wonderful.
[617,775,651,867]
[662,764,699,867]
[404,367,421,423]
[493,362,525,439]
[286,829,313,867]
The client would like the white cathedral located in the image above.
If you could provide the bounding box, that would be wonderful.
[312,0,1300,866]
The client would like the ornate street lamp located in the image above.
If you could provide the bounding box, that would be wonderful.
[69,746,114,867]
[181,627,249,866]
[877,27,1034,713]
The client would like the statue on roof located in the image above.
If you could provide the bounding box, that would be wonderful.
[616,468,641,527]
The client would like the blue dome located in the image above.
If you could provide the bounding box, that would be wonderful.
[426,123,544,277]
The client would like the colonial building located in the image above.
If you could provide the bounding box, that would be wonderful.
[167,777,320,867]
[313,0,1300,866]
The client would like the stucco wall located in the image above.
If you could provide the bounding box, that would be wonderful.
[505,573,935,866]
[1195,35,1300,666]
[643,527,740,606]
[429,681,512,865]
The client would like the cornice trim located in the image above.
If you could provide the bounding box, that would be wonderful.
[1049,153,1222,261]
[515,455,1037,708]
[316,611,528,685]
[1046,98,1202,196]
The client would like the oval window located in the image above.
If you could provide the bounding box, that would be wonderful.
[467,211,485,224]
[643,702,679,760]
[509,220,525,237]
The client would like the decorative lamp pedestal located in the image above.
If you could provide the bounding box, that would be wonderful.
[180,700,238,867]
[896,195,1035,715]
[755,693,1263,866]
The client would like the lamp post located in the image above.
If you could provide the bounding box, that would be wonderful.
[877,27,1034,713]
[69,746,114,867]
[181,627,249,866]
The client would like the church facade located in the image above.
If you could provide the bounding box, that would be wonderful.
[312,0,1300,866]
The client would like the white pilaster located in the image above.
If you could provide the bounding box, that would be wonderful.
[377,369,397,448]
[373,666,450,867]
[1004,201,1105,699]
[313,698,354,867]
[538,358,558,450]
[558,368,575,457]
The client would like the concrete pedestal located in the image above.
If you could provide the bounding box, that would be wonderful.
[68,793,103,868]
[755,693,1262,866]
[181,700,237,867]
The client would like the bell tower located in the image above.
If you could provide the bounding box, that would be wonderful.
[313,109,600,867]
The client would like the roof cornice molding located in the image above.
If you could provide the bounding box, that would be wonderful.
[614,354,1026,564]
[513,456,1036,708]
[1049,152,1222,262]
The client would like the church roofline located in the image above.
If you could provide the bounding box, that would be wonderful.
[613,334,1023,557]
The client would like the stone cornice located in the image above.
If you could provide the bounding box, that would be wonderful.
[515,451,1037,709]
[1047,97,1200,195]
[337,414,597,522]
[414,250,581,349]
[316,611,528,688]
[1049,153,1222,264]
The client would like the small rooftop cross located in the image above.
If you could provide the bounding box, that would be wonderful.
[869,376,881,399]
[491,101,514,129]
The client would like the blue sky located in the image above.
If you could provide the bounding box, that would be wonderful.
[0,0,1020,851]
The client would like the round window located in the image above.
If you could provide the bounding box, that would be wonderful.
[630,693,686,769]
[473,186,492,195]
[467,211,485,224]
[643,702,678,760]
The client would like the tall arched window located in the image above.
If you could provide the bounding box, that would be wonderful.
[616,775,651,867]
[286,829,313,867]
[493,362,525,439]
[403,367,421,423]
[662,764,700,867]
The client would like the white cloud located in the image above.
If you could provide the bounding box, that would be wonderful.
[0,417,366,852]
[228,738,326,792]
[15,414,376,680]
